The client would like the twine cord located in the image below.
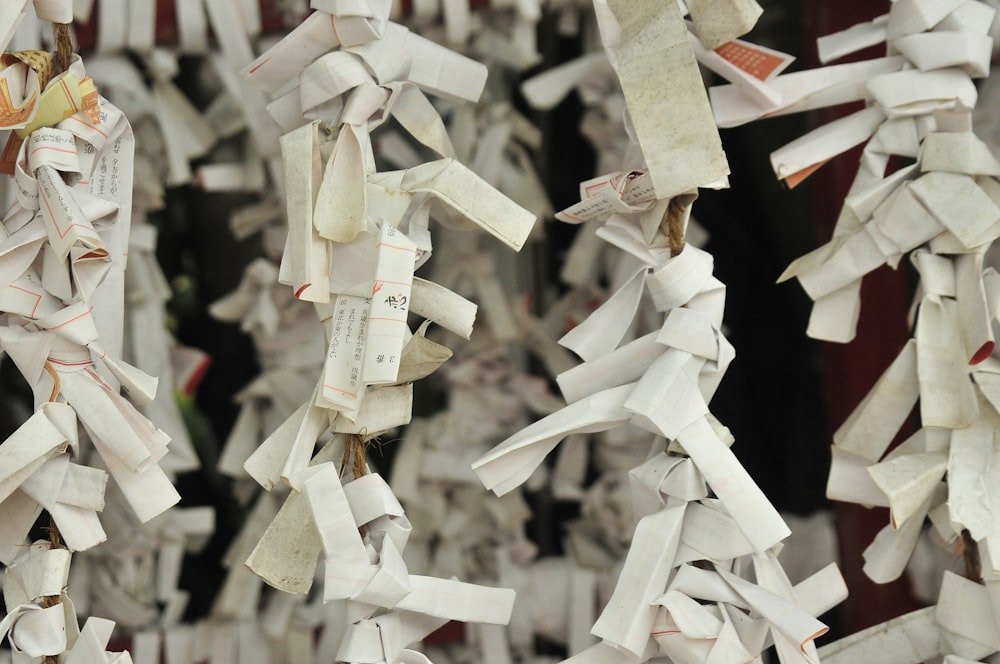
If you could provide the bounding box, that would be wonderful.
[341,434,371,538]
[657,195,689,461]
[40,15,69,643]
[41,522,62,664]
[660,196,687,258]
[962,529,982,582]
[36,17,73,664]
[51,23,73,77]
[42,363,63,664]
[340,434,370,481]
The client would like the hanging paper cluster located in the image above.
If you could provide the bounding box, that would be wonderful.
[475,1,848,662]
[0,16,218,648]
[718,0,1000,660]
[0,0,883,661]
[0,1,184,661]
[224,1,543,661]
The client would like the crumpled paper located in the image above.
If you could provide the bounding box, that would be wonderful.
[729,0,1000,656]
[473,1,847,661]
[228,1,539,661]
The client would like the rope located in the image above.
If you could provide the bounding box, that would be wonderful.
[41,363,63,664]
[51,23,73,78]
[340,434,371,538]
[962,529,981,582]
[41,522,63,664]
[340,433,370,481]
[41,18,73,664]
[659,196,687,258]
[351,434,368,480]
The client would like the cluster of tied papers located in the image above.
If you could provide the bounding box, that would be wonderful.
[197,0,849,661]
[0,0,210,661]
[209,1,550,663]
[0,0,846,662]
[467,0,862,663]
[0,0,554,660]
[5,0,1000,661]
[711,0,1000,661]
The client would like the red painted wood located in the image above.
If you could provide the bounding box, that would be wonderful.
[803,0,923,635]
[73,0,306,51]
[424,620,465,646]
[71,0,491,51]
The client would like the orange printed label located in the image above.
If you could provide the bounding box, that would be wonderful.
[715,41,787,81]
[16,73,100,138]
[80,77,100,124]
[2,50,51,88]
[0,77,37,128]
